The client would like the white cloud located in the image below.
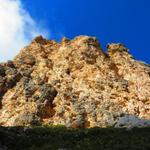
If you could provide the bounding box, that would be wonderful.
[0,0,49,62]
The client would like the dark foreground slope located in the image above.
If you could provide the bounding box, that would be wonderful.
[0,126,150,150]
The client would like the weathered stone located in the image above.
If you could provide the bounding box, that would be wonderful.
[17,55,36,66]
[24,81,37,98]
[115,114,150,129]
[32,95,40,102]
[0,65,5,76]
[14,112,40,126]
[0,35,149,128]
[61,37,70,43]
[20,68,33,77]
[0,76,5,96]
[5,68,21,88]
[6,60,15,68]
[32,35,48,45]
[36,76,45,85]
[39,84,58,103]
[0,76,4,86]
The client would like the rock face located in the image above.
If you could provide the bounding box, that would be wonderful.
[0,35,150,128]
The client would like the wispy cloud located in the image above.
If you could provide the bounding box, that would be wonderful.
[0,0,49,62]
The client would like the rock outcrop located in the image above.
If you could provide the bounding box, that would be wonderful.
[0,35,150,128]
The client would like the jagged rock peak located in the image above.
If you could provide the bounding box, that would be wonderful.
[73,35,100,45]
[61,37,70,43]
[107,43,128,52]
[31,35,48,44]
[0,35,150,129]
[107,43,134,60]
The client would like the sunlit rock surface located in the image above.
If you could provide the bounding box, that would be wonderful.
[0,35,150,128]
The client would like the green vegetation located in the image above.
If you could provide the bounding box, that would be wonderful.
[0,126,150,150]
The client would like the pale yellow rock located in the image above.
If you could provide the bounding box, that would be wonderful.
[0,35,150,128]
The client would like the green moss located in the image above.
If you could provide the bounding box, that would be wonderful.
[0,126,150,150]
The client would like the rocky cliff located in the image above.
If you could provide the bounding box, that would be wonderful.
[0,35,150,128]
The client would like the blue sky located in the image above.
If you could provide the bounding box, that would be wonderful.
[22,0,150,64]
[0,0,150,63]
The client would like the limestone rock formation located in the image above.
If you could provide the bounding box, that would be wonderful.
[0,35,150,128]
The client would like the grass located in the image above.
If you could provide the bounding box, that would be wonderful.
[0,126,150,150]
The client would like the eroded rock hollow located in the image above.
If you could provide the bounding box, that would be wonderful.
[0,35,150,128]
